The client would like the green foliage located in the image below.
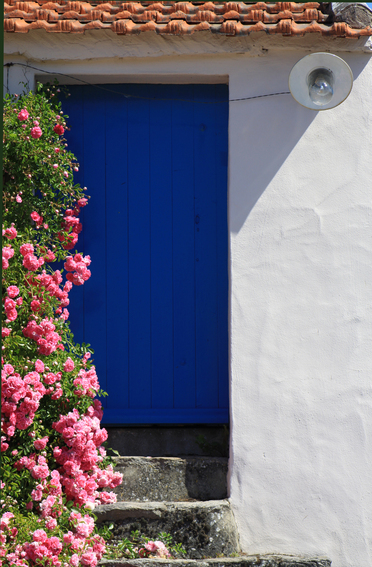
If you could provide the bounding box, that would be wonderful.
[104,530,187,560]
[3,82,83,252]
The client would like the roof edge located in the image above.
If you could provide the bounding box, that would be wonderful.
[330,2,372,29]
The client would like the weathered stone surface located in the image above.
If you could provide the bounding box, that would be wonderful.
[112,457,228,502]
[100,555,331,567]
[96,500,239,560]
[107,426,229,458]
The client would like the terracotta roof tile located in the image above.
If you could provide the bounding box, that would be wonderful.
[4,1,372,38]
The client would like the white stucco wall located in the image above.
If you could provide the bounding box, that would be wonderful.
[5,30,372,567]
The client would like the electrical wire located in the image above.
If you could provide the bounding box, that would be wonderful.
[4,62,291,103]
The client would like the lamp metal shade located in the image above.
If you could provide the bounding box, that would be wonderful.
[289,52,353,110]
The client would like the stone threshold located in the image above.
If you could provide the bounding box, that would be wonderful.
[100,555,331,567]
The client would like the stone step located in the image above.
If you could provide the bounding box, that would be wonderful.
[100,556,331,567]
[96,500,239,560]
[112,456,228,502]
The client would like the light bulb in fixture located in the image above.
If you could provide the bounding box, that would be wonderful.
[308,68,334,106]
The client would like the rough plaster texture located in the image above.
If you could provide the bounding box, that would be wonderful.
[5,31,372,567]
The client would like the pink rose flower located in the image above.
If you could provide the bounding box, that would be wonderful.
[34,436,49,451]
[16,194,22,203]
[31,211,43,227]
[0,512,15,528]
[4,227,17,240]
[2,246,14,259]
[35,359,45,373]
[30,126,42,139]
[80,552,97,567]
[3,363,14,375]
[32,529,48,543]
[63,358,75,372]
[4,297,16,310]
[45,518,57,530]
[64,257,76,271]
[17,108,29,121]
[145,541,158,552]
[23,254,40,271]
[2,249,14,263]
[58,231,78,251]
[53,124,65,136]
[31,300,41,312]
[20,243,34,256]
[44,373,58,385]
[6,309,18,321]
[51,388,63,400]
[31,464,49,480]
[7,286,19,298]
[44,249,56,262]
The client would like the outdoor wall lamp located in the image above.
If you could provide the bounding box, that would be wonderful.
[289,52,353,110]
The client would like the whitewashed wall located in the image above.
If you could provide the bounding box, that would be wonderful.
[5,30,372,567]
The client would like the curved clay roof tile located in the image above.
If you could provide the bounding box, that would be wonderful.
[174,2,195,15]
[194,10,221,23]
[4,1,372,38]
[246,10,264,22]
[223,10,240,21]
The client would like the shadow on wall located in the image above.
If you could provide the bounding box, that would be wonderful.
[229,53,371,234]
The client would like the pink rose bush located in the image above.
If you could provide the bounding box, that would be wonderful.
[1,85,122,567]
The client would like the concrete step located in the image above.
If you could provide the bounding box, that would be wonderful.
[112,456,228,502]
[100,556,331,567]
[96,500,239,560]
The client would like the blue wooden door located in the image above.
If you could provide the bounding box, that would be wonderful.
[63,84,228,424]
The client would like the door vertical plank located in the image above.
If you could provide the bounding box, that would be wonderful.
[79,87,108,397]
[172,84,197,410]
[105,86,130,411]
[149,85,174,410]
[215,85,229,410]
[194,85,219,409]
[127,86,152,410]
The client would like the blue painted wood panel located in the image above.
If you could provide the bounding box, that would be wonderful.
[63,83,229,424]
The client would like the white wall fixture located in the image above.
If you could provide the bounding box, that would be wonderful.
[289,52,353,110]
